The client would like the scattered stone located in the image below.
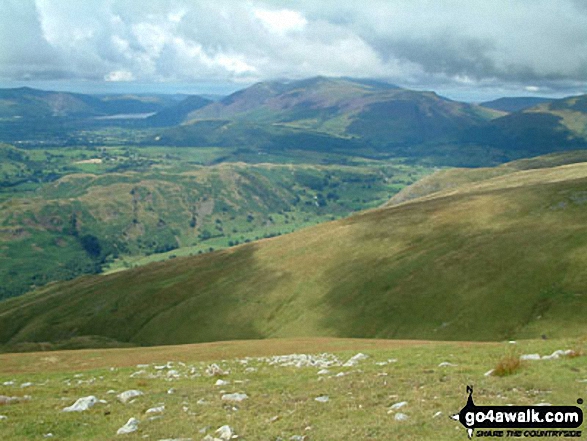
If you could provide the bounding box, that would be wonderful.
[2,381,14,386]
[433,411,443,418]
[264,353,340,368]
[197,399,207,405]
[484,369,495,377]
[268,415,280,423]
[215,379,229,386]
[535,402,553,406]
[343,353,369,367]
[117,417,140,435]
[215,425,234,440]
[317,369,330,375]
[314,395,329,403]
[335,372,346,378]
[394,412,409,421]
[107,390,117,394]
[117,390,144,404]
[0,415,7,420]
[159,439,192,441]
[145,405,165,414]
[244,367,257,373]
[221,393,248,402]
[289,436,307,441]
[167,388,176,395]
[520,354,541,361]
[62,395,98,412]
[43,433,54,438]
[206,364,228,377]
[20,382,33,388]
[137,364,150,368]
[438,362,458,367]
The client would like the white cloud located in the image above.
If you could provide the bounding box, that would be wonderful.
[104,70,135,82]
[253,8,307,35]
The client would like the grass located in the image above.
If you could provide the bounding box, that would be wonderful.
[0,337,585,440]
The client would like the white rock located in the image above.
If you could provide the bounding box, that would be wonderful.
[62,395,98,412]
[542,349,575,360]
[43,434,54,438]
[0,415,7,420]
[146,405,165,414]
[343,353,369,367]
[520,354,541,361]
[438,362,458,367]
[335,372,346,377]
[221,393,248,402]
[117,417,139,435]
[389,401,408,411]
[3,381,14,386]
[117,390,143,403]
[205,364,228,376]
[137,364,150,368]
[107,390,117,394]
[394,412,409,421]
[535,402,553,406]
[215,379,229,386]
[167,388,176,395]
[317,369,330,375]
[433,411,443,418]
[215,425,234,440]
[484,369,495,377]
[159,438,192,441]
[20,382,33,388]
[314,395,329,403]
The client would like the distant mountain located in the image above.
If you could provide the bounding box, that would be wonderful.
[146,95,213,126]
[480,97,553,113]
[466,94,587,158]
[0,87,174,119]
[3,152,587,349]
[158,76,495,149]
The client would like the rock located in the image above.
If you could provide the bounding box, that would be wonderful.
[215,379,229,386]
[167,388,176,395]
[0,415,7,420]
[159,439,192,441]
[205,364,228,376]
[433,411,443,418]
[145,405,165,414]
[62,395,98,412]
[520,354,541,361]
[2,381,14,386]
[43,434,54,438]
[215,425,234,440]
[542,349,575,360]
[314,395,329,403]
[117,390,144,403]
[484,369,495,377]
[343,353,369,367]
[389,401,408,411]
[117,417,140,435]
[20,382,33,388]
[394,412,409,421]
[438,362,457,367]
[221,393,248,402]
[317,369,330,375]
[290,436,307,441]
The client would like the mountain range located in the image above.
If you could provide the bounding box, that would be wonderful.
[2,78,587,166]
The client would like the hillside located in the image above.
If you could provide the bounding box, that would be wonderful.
[0,145,423,299]
[480,96,552,113]
[466,94,587,158]
[2,155,587,349]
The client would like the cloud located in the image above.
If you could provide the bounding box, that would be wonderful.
[1,0,586,96]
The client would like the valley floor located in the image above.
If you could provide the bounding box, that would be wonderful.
[0,337,585,440]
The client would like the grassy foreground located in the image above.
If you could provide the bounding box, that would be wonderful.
[0,337,585,440]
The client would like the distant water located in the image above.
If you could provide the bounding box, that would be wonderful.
[95,112,156,120]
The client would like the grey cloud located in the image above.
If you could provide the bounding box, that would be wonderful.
[1,0,586,96]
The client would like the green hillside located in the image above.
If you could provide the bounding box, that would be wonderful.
[2,155,587,350]
[0,144,424,299]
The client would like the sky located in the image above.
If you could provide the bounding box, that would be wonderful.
[1,0,587,102]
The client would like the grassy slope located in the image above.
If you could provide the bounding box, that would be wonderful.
[3,158,587,348]
[0,337,585,440]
